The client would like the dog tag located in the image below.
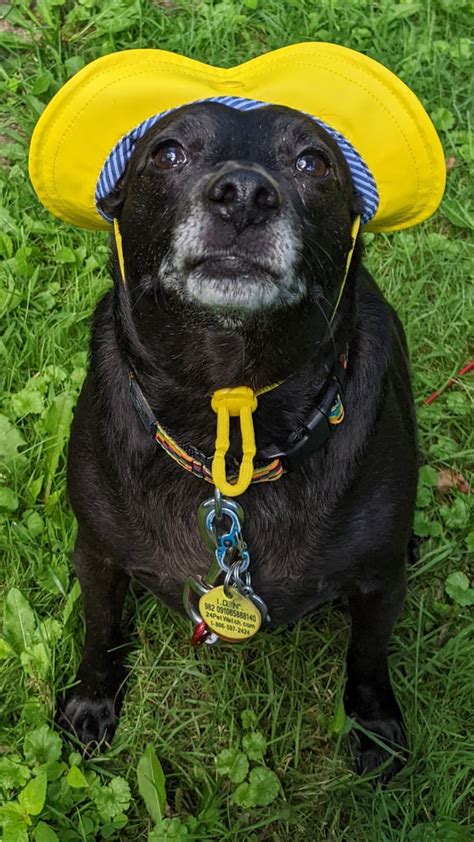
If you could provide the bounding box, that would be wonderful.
[191,620,219,647]
[199,586,262,642]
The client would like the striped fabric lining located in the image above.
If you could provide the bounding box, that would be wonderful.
[95,95,379,225]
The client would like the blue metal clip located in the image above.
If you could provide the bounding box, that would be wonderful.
[205,507,250,573]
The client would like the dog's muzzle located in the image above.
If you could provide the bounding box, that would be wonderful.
[160,164,303,314]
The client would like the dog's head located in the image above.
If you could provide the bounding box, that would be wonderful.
[100,102,361,322]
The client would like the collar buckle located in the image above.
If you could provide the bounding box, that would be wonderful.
[258,377,343,472]
[260,407,331,473]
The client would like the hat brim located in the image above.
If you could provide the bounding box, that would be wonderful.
[29,42,445,233]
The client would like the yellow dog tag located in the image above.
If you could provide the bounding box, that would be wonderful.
[199,586,261,642]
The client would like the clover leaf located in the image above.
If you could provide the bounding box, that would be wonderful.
[0,755,31,791]
[24,725,62,766]
[216,748,249,784]
[445,572,474,607]
[233,766,280,808]
[93,776,131,820]
[242,732,267,762]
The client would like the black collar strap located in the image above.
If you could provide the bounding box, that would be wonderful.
[129,349,348,483]
[258,351,347,472]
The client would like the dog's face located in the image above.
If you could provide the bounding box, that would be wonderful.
[102,102,359,318]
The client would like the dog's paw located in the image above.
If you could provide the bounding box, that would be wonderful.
[350,715,407,783]
[57,694,118,753]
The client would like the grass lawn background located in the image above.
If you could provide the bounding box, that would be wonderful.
[0,0,473,839]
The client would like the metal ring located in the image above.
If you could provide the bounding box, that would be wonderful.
[224,560,248,596]
[233,570,252,595]
[223,564,235,597]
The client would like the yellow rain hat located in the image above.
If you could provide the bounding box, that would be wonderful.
[29,42,445,233]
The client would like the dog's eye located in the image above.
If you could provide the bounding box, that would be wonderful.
[295,151,330,178]
[152,142,187,170]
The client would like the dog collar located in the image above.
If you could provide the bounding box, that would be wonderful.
[130,352,347,492]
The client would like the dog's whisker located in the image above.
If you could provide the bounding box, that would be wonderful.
[300,243,330,287]
[130,284,151,313]
[313,297,338,364]
[311,240,339,273]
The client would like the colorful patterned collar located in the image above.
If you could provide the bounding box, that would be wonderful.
[129,351,347,487]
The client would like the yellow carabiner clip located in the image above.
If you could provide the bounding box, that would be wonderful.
[211,387,258,497]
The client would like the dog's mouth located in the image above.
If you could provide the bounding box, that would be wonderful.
[160,211,306,313]
[183,252,303,311]
[186,250,279,280]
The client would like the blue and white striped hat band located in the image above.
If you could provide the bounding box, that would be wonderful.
[96,95,379,226]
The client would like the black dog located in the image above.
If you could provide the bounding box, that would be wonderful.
[61,102,417,781]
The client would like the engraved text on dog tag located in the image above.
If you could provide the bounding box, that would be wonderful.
[199,586,262,642]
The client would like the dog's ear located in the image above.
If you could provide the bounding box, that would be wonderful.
[97,173,128,219]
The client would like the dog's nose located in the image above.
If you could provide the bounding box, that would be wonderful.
[206,166,281,228]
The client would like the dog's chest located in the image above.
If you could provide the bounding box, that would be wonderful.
[123,473,341,625]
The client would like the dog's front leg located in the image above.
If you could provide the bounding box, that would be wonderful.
[344,578,406,781]
[58,531,130,749]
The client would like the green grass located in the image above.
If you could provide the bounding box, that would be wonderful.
[1,0,473,839]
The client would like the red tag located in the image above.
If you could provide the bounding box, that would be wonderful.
[191,620,211,647]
